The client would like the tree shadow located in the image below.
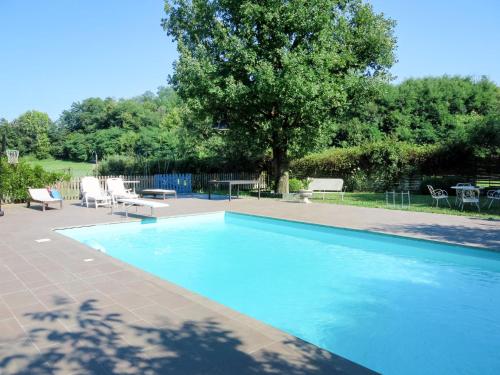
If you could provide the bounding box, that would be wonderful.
[26,203,60,212]
[369,222,500,250]
[0,299,376,374]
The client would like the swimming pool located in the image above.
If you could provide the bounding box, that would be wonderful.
[57,212,500,374]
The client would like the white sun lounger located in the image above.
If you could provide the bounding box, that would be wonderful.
[112,198,169,217]
[28,188,63,211]
[106,177,139,203]
[81,177,112,208]
[141,189,177,200]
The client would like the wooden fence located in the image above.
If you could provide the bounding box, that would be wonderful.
[6,170,495,203]
[21,172,269,202]
[56,175,156,201]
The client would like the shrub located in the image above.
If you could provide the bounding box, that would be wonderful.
[290,141,441,191]
[289,178,306,192]
[97,155,143,175]
[98,154,269,175]
[0,159,68,202]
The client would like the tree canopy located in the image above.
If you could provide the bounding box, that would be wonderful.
[162,0,397,191]
[0,111,52,159]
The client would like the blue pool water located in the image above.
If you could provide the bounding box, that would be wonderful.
[57,212,500,374]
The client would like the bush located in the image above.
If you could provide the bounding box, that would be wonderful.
[290,141,440,191]
[0,159,68,202]
[98,154,269,175]
[289,178,306,192]
[97,155,143,175]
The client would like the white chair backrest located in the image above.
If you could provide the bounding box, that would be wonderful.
[308,178,344,191]
[81,177,102,195]
[462,189,479,200]
[29,188,52,201]
[427,185,435,196]
[106,178,127,195]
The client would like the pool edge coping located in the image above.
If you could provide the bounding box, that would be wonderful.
[226,210,500,253]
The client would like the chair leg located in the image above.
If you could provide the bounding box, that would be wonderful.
[446,198,451,208]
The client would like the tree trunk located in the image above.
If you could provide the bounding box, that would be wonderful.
[272,145,289,194]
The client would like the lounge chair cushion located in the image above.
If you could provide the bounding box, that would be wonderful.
[50,188,63,199]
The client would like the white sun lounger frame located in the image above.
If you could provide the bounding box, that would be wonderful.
[112,198,169,217]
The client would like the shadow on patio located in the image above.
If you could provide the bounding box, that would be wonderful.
[0,298,375,374]
[369,222,500,250]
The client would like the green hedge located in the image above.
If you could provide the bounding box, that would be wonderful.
[0,159,68,202]
[97,154,268,175]
[290,142,441,191]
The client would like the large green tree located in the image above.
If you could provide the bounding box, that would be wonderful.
[163,0,396,191]
[10,111,52,158]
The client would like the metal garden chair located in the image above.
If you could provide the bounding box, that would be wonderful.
[427,185,451,208]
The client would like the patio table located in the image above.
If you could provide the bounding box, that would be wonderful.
[208,180,260,201]
[451,185,482,207]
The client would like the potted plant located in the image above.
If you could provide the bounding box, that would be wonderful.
[289,178,313,203]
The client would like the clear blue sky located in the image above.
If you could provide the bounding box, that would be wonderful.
[1,0,499,121]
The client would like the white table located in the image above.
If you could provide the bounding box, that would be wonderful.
[208,180,260,201]
[450,185,482,208]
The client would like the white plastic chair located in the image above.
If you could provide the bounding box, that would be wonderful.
[81,177,111,208]
[106,177,139,204]
[427,185,451,208]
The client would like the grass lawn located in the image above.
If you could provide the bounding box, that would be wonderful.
[312,192,500,220]
[23,157,95,177]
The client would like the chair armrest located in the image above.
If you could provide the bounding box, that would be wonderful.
[487,190,500,198]
[434,189,448,197]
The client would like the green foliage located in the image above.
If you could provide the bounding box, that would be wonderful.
[55,87,188,162]
[291,141,442,191]
[163,0,397,191]
[1,111,53,158]
[334,76,500,147]
[97,153,268,176]
[96,155,144,176]
[0,159,68,202]
[468,112,500,160]
[288,178,307,192]
[62,132,91,161]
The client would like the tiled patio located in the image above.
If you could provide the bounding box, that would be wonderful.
[0,197,498,374]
